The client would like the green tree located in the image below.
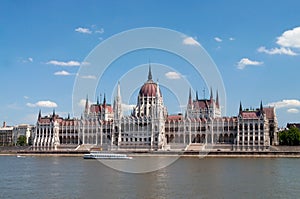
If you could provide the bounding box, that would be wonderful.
[279,127,300,146]
[16,135,27,146]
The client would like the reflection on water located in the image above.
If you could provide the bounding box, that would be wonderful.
[97,156,179,173]
[0,156,300,199]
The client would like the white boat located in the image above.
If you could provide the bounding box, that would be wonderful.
[83,151,132,160]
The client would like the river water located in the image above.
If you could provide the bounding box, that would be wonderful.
[0,156,299,199]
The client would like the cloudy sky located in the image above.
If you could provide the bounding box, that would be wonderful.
[1,0,300,127]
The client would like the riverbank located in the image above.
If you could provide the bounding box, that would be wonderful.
[5,150,300,158]
[2,146,300,158]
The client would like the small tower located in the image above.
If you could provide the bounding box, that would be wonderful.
[148,64,152,81]
[210,87,213,101]
[239,101,243,115]
[114,82,123,120]
[103,93,106,106]
[84,95,89,117]
[38,109,41,121]
[155,81,166,150]
[260,100,264,114]
[216,90,219,108]
[188,88,193,107]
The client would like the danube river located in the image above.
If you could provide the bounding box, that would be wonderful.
[1,156,300,199]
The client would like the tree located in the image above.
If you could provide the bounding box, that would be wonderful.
[279,127,300,146]
[16,135,27,146]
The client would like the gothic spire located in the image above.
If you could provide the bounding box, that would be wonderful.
[188,88,192,105]
[260,100,264,113]
[114,81,123,120]
[38,109,41,119]
[117,81,121,101]
[216,90,219,107]
[239,101,243,113]
[210,87,213,101]
[148,64,152,81]
[97,95,99,105]
[196,90,199,101]
[103,93,106,105]
[85,95,89,114]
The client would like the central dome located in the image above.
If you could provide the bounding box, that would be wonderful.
[139,81,158,97]
[138,66,161,97]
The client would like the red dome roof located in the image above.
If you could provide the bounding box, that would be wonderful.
[139,81,158,97]
[138,65,161,97]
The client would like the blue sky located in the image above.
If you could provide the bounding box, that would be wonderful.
[1,0,300,127]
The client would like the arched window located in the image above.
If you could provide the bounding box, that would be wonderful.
[250,124,253,130]
[260,124,264,130]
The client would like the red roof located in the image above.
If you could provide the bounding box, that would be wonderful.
[193,99,214,109]
[263,107,275,120]
[241,111,259,119]
[90,104,113,114]
[139,81,161,97]
[167,115,183,121]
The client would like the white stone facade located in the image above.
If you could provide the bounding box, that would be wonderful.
[32,67,278,151]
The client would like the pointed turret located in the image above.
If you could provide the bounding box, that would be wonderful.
[51,109,56,122]
[216,90,219,107]
[210,87,213,101]
[114,82,123,120]
[156,80,161,98]
[84,95,89,116]
[103,93,106,106]
[239,101,243,114]
[196,91,199,101]
[97,96,100,105]
[117,81,121,102]
[188,88,192,105]
[67,113,70,120]
[148,64,152,81]
[260,100,264,114]
[38,109,41,120]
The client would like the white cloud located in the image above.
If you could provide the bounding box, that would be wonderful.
[287,108,299,114]
[267,99,300,108]
[54,70,72,76]
[78,99,94,108]
[21,57,33,63]
[165,71,181,79]
[277,27,300,48]
[229,37,235,41]
[24,96,29,99]
[257,46,297,56]
[95,28,104,34]
[47,60,81,67]
[237,58,263,70]
[75,27,92,34]
[80,75,96,80]
[214,37,222,42]
[26,100,58,108]
[182,37,200,46]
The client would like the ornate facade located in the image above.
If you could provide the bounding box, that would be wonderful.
[33,67,278,151]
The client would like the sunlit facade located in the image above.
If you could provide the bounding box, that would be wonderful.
[33,67,278,151]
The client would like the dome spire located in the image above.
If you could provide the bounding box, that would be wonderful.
[148,63,152,81]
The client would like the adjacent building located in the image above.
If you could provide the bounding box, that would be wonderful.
[0,122,13,146]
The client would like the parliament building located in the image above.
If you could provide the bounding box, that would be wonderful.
[33,67,278,151]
